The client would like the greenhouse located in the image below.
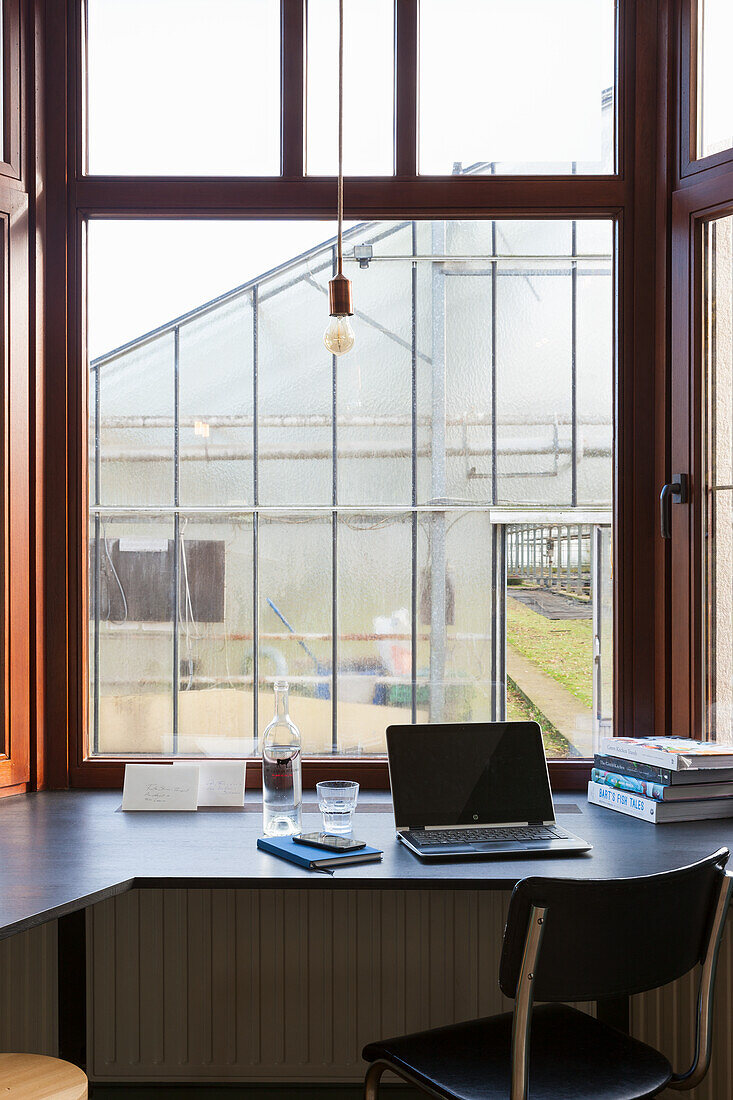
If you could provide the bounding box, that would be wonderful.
[89,217,613,759]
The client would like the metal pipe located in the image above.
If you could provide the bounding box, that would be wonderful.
[430,221,447,722]
[252,285,259,748]
[411,222,418,723]
[172,326,180,753]
[98,413,612,429]
[571,217,578,508]
[331,246,339,756]
[96,439,612,463]
[510,905,547,1100]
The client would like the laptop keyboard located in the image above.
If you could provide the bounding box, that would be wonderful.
[404,825,568,846]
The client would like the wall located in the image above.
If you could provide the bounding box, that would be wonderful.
[3,890,732,1096]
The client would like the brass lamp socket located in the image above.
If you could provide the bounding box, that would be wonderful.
[328,273,353,317]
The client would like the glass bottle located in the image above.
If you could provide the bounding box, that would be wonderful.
[262,679,302,836]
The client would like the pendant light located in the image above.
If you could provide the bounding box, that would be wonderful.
[323,0,355,357]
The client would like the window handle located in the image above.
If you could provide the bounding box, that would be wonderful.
[660,474,688,539]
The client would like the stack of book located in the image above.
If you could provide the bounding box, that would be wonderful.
[588,736,733,823]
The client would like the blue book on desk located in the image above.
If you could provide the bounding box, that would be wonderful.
[257,835,383,871]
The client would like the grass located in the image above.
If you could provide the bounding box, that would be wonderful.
[506,596,593,708]
[506,677,575,758]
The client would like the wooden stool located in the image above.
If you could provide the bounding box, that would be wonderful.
[0,1053,87,1098]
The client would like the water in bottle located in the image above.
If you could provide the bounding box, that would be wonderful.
[262,679,302,836]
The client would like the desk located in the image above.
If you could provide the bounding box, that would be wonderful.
[1,790,732,1079]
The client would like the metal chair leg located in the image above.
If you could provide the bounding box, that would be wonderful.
[365,1061,385,1099]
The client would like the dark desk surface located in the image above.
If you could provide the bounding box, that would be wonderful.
[1,789,732,940]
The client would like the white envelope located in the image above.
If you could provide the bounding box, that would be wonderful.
[122,763,200,811]
[173,760,247,807]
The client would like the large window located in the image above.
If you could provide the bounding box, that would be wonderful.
[88,218,613,759]
[34,0,666,789]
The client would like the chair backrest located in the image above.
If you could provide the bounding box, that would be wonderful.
[499,848,730,1002]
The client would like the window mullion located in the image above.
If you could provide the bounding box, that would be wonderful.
[395,0,418,177]
[282,0,305,177]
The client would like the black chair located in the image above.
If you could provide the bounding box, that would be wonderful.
[363,848,732,1100]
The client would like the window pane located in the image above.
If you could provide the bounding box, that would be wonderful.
[177,514,254,755]
[698,0,733,160]
[88,218,614,758]
[86,0,281,175]
[90,515,175,754]
[337,514,413,754]
[258,514,332,753]
[706,215,733,738]
[419,0,615,175]
[306,0,394,175]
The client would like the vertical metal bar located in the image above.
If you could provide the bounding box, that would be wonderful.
[491,178,498,506]
[395,0,418,176]
[172,326,181,754]
[331,245,339,755]
[577,527,582,592]
[411,222,418,722]
[92,357,101,754]
[429,221,447,722]
[566,525,571,592]
[491,525,507,721]
[571,215,578,508]
[252,287,259,751]
[592,525,600,731]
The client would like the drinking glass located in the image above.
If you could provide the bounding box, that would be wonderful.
[316,780,359,833]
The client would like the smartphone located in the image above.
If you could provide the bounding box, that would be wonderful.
[293,832,366,853]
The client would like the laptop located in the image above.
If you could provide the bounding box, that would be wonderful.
[386,721,591,859]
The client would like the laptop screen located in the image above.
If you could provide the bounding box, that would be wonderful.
[387,722,555,828]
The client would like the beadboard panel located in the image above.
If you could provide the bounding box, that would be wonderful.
[0,920,57,1055]
[632,914,733,1100]
[89,889,733,1090]
[88,888,521,1083]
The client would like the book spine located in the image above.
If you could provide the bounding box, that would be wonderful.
[593,754,674,784]
[591,769,666,800]
[587,781,659,822]
[598,739,683,769]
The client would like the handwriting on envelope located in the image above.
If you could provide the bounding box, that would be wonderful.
[122,763,200,811]
[173,761,247,807]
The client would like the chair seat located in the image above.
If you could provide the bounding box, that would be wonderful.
[363,1004,672,1100]
[0,1053,88,1098]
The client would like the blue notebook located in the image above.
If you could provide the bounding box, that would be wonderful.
[257,835,383,871]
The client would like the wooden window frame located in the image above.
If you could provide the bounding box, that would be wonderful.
[38,0,666,791]
[668,0,733,740]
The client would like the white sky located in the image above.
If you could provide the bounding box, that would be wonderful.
[87,0,616,358]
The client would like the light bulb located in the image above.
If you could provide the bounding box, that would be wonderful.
[323,315,355,356]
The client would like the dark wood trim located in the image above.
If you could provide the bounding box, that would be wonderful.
[67,757,593,793]
[281,0,304,177]
[655,0,674,735]
[42,0,71,788]
[394,0,417,177]
[612,0,663,740]
[29,0,45,790]
[72,175,629,217]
